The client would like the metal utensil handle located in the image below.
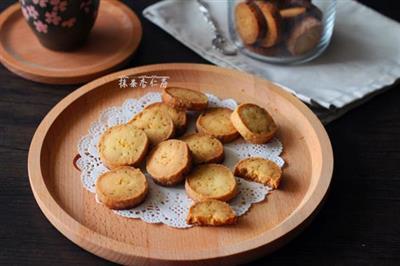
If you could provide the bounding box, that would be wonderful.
[196,0,237,55]
[197,0,221,37]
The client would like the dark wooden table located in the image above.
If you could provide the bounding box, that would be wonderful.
[1,1,399,265]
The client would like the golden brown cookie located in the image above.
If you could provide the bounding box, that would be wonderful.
[181,133,224,165]
[146,139,191,186]
[286,15,322,55]
[280,7,306,18]
[162,87,208,111]
[231,103,277,144]
[145,102,188,135]
[98,124,149,169]
[96,166,148,210]
[196,107,240,143]
[185,164,238,202]
[234,2,265,45]
[254,1,282,48]
[129,107,175,145]
[187,199,237,226]
[234,157,282,189]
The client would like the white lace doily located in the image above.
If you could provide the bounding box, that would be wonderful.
[77,92,284,228]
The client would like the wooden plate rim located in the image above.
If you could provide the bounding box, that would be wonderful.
[0,0,142,84]
[28,63,333,262]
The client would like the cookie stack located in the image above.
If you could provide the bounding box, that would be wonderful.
[95,87,283,226]
[235,0,323,56]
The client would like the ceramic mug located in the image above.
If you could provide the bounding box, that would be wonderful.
[19,0,100,51]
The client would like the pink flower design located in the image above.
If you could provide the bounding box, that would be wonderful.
[50,0,60,5]
[33,20,48,33]
[33,0,48,7]
[59,1,68,11]
[61,17,76,28]
[51,0,67,12]
[80,0,91,13]
[26,5,39,19]
[45,11,62,25]
[21,6,29,20]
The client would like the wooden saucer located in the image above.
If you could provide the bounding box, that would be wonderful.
[0,0,142,84]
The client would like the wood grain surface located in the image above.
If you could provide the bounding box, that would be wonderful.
[0,0,142,84]
[28,64,333,264]
[0,0,399,265]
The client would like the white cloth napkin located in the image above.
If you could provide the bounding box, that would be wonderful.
[143,0,400,123]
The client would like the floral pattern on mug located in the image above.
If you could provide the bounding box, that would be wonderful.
[21,6,29,20]
[33,0,48,8]
[26,5,39,19]
[33,20,48,33]
[49,0,60,5]
[45,11,61,25]
[56,1,68,12]
[49,0,67,12]
[20,0,97,34]
[80,0,92,14]
[61,17,76,28]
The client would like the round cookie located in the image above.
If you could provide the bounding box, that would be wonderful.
[98,124,149,169]
[234,2,265,45]
[231,103,277,144]
[234,157,282,189]
[187,199,237,226]
[181,133,224,165]
[286,16,322,56]
[254,1,282,48]
[145,102,188,135]
[196,107,239,143]
[162,87,208,111]
[146,139,191,186]
[129,107,175,145]
[280,7,306,18]
[96,166,148,210]
[185,164,238,202]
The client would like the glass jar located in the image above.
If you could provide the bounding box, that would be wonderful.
[228,0,336,64]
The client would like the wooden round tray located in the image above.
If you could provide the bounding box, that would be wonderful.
[28,63,333,265]
[0,0,142,84]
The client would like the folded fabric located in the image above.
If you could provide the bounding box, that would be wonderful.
[143,0,400,122]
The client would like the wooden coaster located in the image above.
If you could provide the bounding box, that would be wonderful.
[0,0,142,84]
